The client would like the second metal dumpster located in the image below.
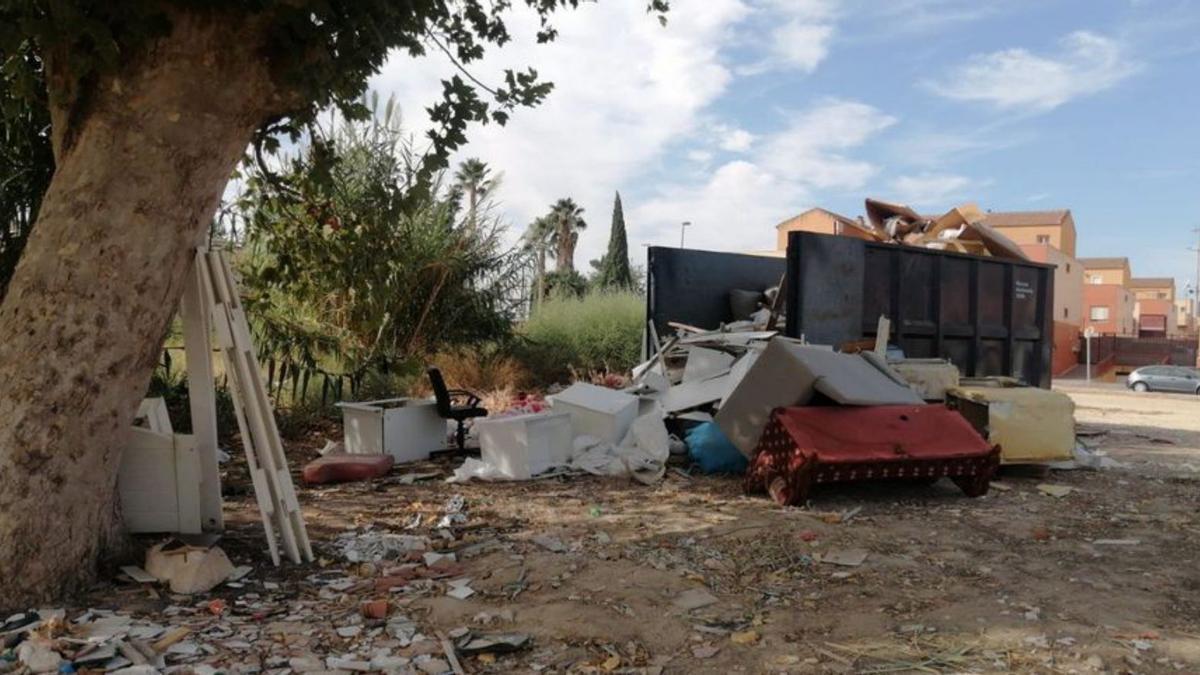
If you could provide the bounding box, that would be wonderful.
[784,231,1055,387]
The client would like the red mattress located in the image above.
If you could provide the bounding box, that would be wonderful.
[303,453,395,485]
[745,405,999,505]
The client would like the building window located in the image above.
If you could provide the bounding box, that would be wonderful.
[1037,234,1051,244]
[1063,307,1069,319]
[1066,263,1071,273]
[1090,306,1110,321]
[1158,292,1167,299]
[1087,275,1102,284]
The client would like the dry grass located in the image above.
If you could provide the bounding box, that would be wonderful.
[412,347,535,397]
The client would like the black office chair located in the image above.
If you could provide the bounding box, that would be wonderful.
[427,367,489,452]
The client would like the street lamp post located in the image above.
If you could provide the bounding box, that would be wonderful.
[680,221,691,248]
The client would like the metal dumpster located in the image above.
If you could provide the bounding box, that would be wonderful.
[784,231,1055,387]
[645,246,785,351]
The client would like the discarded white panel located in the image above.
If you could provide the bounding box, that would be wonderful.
[338,398,446,463]
[720,349,762,405]
[550,383,638,444]
[119,427,202,534]
[478,412,573,479]
[682,347,735,382]
[662,373,731,413]
[677,330,777,346]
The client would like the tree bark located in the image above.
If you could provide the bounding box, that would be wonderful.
[0,11,286,611]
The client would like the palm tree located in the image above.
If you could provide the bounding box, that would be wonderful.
[522,215,556,306]
[547,198,586,273]
[453,158,498,230]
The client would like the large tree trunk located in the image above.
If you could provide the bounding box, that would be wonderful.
[0,12,283,611]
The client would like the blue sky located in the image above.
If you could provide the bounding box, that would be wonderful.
[371,0,1200,296]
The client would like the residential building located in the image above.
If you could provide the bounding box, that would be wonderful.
[1083,284,1137,336]
[1079,257,1132,287]
[1130,277,1177,337]
[982,210,1077,258]
[773,208,873,251]
[1021,243,1084,375]
[1020,244,1082,326]
[1174,299,1196,335]
[1079,258,1137,337]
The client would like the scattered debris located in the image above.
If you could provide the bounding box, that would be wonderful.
[816,549,869,567]
[143,538,235,595]
[1036,484,1076,498]
[673,588,719,611]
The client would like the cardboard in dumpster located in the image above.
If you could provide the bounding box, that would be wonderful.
[947,385,1074,464]
[550,382,638,444]
[715,339,924,456]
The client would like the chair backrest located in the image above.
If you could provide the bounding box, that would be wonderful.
[427,367,452,416]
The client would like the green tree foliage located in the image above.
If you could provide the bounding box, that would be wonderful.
[542,268,588,299]
[0,46,52,301]
[593,191,633,290]
[0,1,669,182]
[234,95,530,391]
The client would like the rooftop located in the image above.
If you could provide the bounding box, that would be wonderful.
[775,207,858,230]
[1078,257,1130,269]
[981,210,1071,227]
[1129,277,1176,289]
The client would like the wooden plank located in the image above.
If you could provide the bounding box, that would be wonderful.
[196,257,282,566]
[213,251,313,562]
[181,252,224,531]
[206,250,311,563]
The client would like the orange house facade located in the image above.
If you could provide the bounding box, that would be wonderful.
[1130,277,1177,337]
[1080,257,1137,336]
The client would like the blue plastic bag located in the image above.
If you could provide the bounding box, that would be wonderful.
[685,422,748,474]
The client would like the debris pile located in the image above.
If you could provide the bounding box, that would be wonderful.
[859,198,1029,260]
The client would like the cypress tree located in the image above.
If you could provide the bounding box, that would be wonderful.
[597,191,633,290]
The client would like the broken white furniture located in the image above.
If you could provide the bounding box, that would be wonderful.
[337,398,446,463]
[119,249,312,566]
[196,249,313,565]
[550,382,638,444]
[477,412,573,479]
[119,422,202,535]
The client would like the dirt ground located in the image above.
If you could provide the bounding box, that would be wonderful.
[50,386,1200,674]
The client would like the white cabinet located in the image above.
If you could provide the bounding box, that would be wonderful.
[550,383,638,444]
[338,398,447,463]
[478,412,574,479]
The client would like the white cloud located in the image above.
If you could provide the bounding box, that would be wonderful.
[886,172,974,208]
[712,123,756,152]
[770,21,834,72]
[737,0,838,75]
[758,99,896,188]
[369,0,751,265]
[631,98,895,251]
[926,31,1139,111]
